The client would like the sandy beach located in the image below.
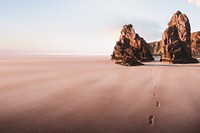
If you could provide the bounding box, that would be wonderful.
[0,56,200,133]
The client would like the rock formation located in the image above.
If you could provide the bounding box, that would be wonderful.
[150,32,200,57]
[160,11,198,63]
[191,31,200,57]
[148,41,162,55]
[111,24,154,66]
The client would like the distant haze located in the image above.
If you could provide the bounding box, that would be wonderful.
[0,0,200,55]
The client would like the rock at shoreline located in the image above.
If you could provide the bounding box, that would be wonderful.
[150,32,200,58]
[149,41,162,56]
[111,24,154,66]
[160,11,198,63]
[191,31,200,57]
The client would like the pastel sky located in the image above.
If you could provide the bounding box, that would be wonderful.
[0,0,200,55]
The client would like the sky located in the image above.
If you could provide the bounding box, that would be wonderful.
[0,0,200,55]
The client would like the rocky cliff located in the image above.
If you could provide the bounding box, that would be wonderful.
[160,11,198,63]
[150,12,200,59]
[148,41,162,56]
[191,31,200,57]
[150,32,200,58]
[111,24,154,66]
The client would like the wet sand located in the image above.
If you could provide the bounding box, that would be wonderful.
[0,56,200,133]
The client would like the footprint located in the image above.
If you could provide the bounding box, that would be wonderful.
[156,101,160,107]
[149,115,154,126]
[153,93,157,97]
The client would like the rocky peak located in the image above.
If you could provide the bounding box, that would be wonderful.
[160,11,198,63]
[111,24,154,66]
[119,24,136,47]
[168,11,187,25]
[168,11,191,43]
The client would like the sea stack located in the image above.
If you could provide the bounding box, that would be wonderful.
[111,24,154,66]
[160,11,198,63]
[191,31,200,57]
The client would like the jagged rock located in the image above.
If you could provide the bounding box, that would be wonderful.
[111,24,154,66]
[150,32,200,57]
[148,41,162,55]
[191,31,200,57]
[160,11,198,63]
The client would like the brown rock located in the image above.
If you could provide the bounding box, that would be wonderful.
[148,41,162,55]
[111,24,154,66]
[160,11,198,63]
[191,31,200,57]
[150,32,200,57]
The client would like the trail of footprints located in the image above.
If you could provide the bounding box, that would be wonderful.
[148,71,160,126]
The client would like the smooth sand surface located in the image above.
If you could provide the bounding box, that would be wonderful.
[0,56,200,133]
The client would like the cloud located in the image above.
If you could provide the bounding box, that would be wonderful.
[188,0,200,7]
